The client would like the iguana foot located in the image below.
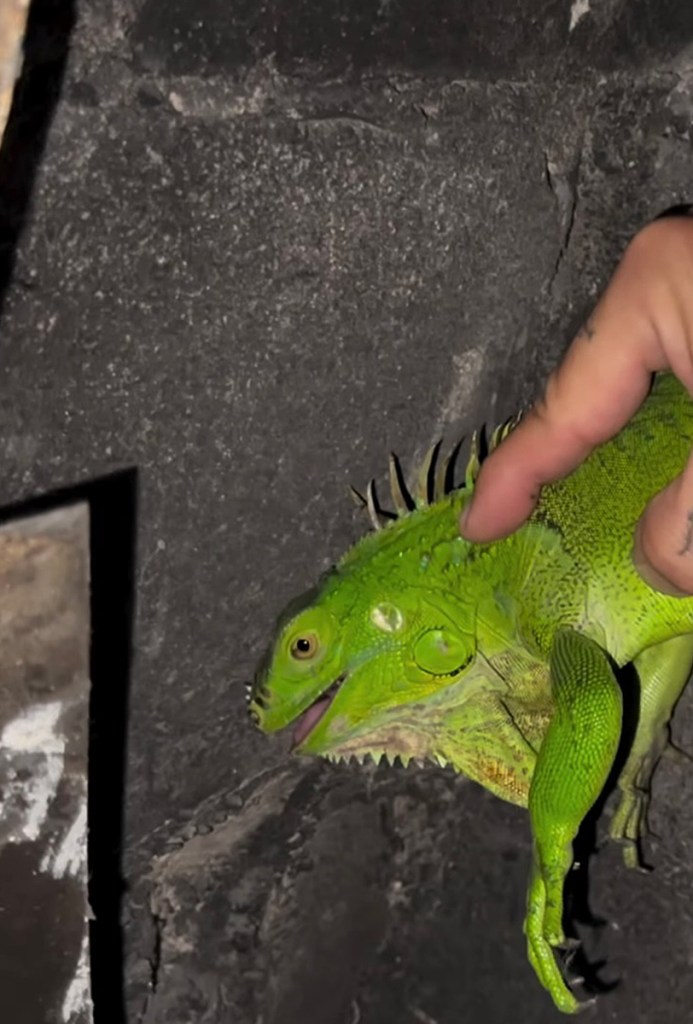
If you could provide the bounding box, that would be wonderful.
[524,858,587,1014]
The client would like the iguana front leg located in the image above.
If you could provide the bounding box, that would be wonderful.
[524,628,623,1013]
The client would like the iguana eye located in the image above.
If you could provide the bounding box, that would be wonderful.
[290,633,319,660]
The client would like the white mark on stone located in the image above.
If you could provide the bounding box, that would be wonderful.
[1,699,92,1020]
[62,931,92,1024]
[569,0,590,32]
[2,700,64,753]
[435,348,485,432]
[0,701,65,842]
[145,144,164,166]
[41,796,87,880]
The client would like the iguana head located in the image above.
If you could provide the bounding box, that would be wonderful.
[249,430,522,766]
[249,551,481,764]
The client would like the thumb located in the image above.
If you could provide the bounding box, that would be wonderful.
[633,449,693,597]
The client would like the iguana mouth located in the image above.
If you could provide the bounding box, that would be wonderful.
[292,674,346,748]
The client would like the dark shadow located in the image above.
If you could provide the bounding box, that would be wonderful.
[654,204,693,220]
[86,470,137,1024]
[0,469,138,1024]
[0,0,77,315]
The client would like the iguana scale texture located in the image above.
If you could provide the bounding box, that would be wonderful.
[249,371,693,1012]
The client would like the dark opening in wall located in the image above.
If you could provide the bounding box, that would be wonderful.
[0,471,137,1024]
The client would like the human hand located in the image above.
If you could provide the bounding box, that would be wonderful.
[460,216,693,596]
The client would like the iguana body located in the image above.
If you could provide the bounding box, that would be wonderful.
[250,372,693,1012]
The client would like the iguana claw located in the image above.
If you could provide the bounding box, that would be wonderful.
[558,937,582,952]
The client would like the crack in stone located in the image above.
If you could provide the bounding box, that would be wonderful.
[543,138,584,296]
[148,911,163,998]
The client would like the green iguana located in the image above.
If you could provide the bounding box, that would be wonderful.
[249,371,693,1013]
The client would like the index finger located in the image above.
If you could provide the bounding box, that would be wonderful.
[461,234,675,542]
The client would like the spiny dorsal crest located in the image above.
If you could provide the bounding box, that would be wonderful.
[350,413,522,532]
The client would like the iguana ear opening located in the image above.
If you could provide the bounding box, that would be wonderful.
[413,627,475,676]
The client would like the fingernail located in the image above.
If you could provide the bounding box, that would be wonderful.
[631,518,690,598]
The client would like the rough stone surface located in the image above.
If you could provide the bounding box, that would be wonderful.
[1,0,693,1022]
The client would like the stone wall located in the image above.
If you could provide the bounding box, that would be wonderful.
[1,2,693,1021]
